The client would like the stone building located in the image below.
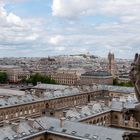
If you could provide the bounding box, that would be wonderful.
[0,83,138,140]
[80,71,113,85]
[51,69,81,86]
[0,65,30,83]
[0,116,126,140]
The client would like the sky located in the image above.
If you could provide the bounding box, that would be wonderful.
[0,0,140,58]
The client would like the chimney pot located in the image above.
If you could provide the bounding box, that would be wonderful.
[60,117,65,128]
[3,120,9,127]
[12,122,20,133]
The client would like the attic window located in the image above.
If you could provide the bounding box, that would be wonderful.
[49,126,54,131]
[13,134,18,138]
[3,137,10,140]
[71,131,77,135]
[92,135,98,140]
[84,133,90,138]
[61,129,67,133]
[29,129,35,133]
[21,132,26,136]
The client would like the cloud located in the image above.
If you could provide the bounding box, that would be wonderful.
[49,35,64,45]
[0,2,24,27]
[50,0,140,58]
[0,0,140,58]
[6,13,24,26]
[0,2,41,48]
[52,0,140,23]
[52,0,97,18]
[54,46,65,51]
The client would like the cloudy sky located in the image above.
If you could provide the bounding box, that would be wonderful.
[0,0,140,58]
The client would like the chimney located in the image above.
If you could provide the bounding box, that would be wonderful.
[37,82,41,85]
[24,90,27,95]
[87,103,93,110]
[12,122,20,133]
[3,120,9,127]
[109,98,113,107]
[122,102,125,109]
[19,117,26,123]
[27,118,35,128]
[75,106,82,112]
[60,117,65,128]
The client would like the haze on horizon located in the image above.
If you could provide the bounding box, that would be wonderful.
[0,0,140,59]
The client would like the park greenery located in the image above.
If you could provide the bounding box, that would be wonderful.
[0,72,8,83]
[113,78,133,87]
[25,73,56,86]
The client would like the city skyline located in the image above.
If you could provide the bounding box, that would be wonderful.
[0,0,140,58]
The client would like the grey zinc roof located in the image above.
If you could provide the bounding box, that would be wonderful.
[34,83,134,94]
[0,84,135,109]
[0,94,38,108]
[100,84,134,93]
[0,116,128,140]
[65,102,110,121]
[81,70,112,77]
[0,88,25,96]
[0,98,8,106]
[65,100,137,122]
[0,121,42,140]
[34,83,69,90]
[111,100,136,111]
[37,116,127,140]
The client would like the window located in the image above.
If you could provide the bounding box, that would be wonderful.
[50,112,54,116]
[136,123,139,127]
[115,115,118,119]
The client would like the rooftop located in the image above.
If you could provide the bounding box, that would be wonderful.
[64,101,110,121]
[81,71,112,77]
[0,116,128,140]
[0,88,25,97]
[64,98,137,121]
[0,84,135,108]
[0,65,20,69]
[34,84,69,90]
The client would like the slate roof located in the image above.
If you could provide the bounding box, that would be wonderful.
[0,84,135,109]
[81,71,112,77]
[0,116,128,140]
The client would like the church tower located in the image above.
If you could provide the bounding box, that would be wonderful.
[108,52,116,77]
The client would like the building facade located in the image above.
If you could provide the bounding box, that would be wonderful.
[0,65,30,83]
[51,70,79,85]
[80,71,113,85]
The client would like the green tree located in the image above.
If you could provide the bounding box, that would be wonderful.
[26,73,56,86]
[0,72,8,83]
[113,78,118,85]
[113,78,133,87]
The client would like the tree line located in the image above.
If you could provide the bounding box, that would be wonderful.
[0,72,8,83]
[0,72,56,85]
[24,73,56,85]
[113,78,133,87]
